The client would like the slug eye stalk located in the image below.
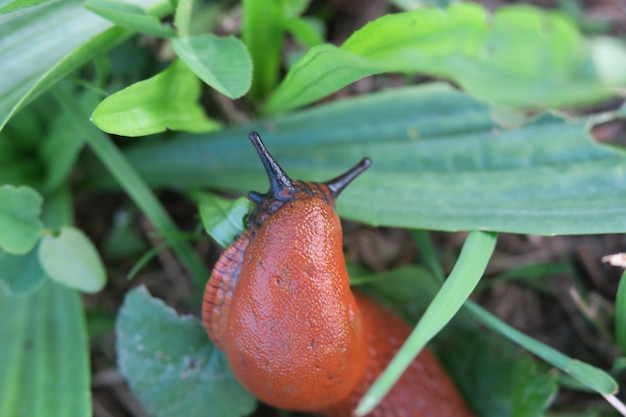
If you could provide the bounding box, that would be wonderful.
[248,131,295,202]
[247,131,371,203]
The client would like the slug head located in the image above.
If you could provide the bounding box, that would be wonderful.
[246,131,371,228]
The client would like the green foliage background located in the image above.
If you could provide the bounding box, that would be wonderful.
[1,0,625,416]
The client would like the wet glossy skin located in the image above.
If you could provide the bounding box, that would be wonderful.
[202,132,474,417]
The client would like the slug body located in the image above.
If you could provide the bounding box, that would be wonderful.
[203,133,473,417]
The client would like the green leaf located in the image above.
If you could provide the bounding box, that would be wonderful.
[173,34,252,99]
[89,83,626,235]
[479,262,569,293]
[465,300,618,395]
[195,192,251,248]
[354,266,478,335]
[38,226,106,293]
[0,245,47,296]
[242,0,284,99]
[54,82,209,285]
[283,16,324,47]
[0,185,43,254]
[0,0,51,14]
[439,333,558,417]
[0,0,172,131]
[116,286,257,417]
[0,280,90,417]
[357,230,497,415]
[263,3,626,114]
[40,97,90,191]
[173,0,192,37]
[54,82,209,289]
[281,0,309,17]
[0,91,87,190]
[85,0,176,38]
[91,59,222,136]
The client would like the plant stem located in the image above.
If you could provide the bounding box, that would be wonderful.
[174,0,193,37]
[53,84,208,289]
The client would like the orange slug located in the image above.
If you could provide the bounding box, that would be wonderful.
[202,132,474,417]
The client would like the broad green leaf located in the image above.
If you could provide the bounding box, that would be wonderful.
[0,280,90,417]
[356,230,497,415]
[0,0,50,14]
[439,333,558,417]
[0,246,47,296]
[91,59,221,136]
[194,192,251,248]
[173,34,252,99]
[263,3,626,114]
[87,83,626,235]
[116,286,256,417]
[0,185,43,254]
[85,0,176,38]
[38,226,106,293]
[0,0,172,131]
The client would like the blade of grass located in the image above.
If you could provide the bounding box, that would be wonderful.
[242,0,284,100]
[356,230,497,416]
[617,269,626,353]
[52,84,208,288]
[174,0,192,37]
[410,229,445,283]
[464,300,618,395]
[126,243,167,280]
[477,262,570,293]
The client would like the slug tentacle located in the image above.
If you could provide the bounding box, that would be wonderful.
[245,131,371,229]
[325,157,371,200]
[248,131,295,202]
